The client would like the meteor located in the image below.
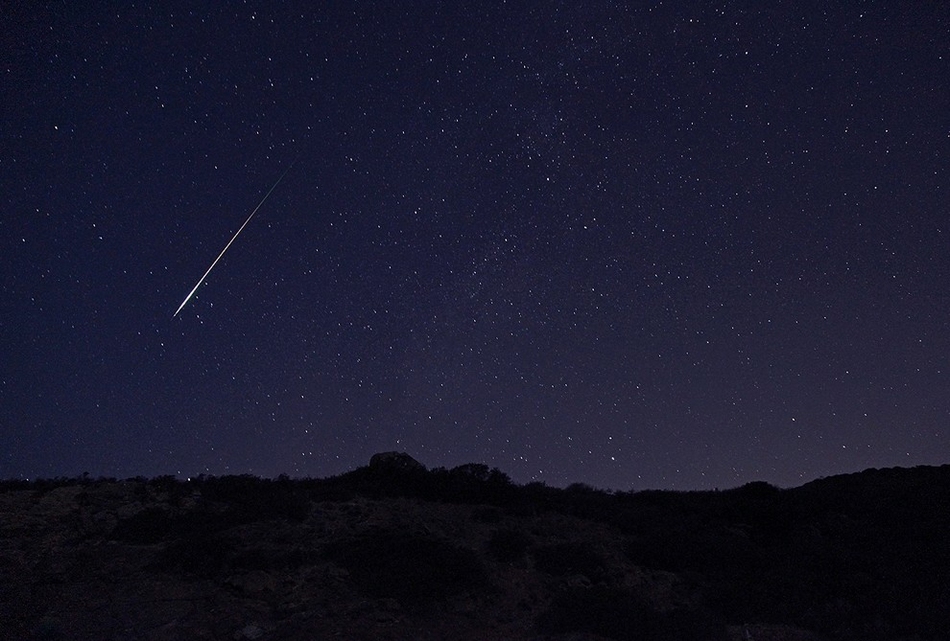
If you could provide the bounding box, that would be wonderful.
[173,158,298,317]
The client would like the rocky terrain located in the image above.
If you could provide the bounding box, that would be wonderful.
[1,454,948,641]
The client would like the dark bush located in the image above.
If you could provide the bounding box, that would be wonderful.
[624,526,757,574]
[111,508,226,545]
[231,548,314,571]
[110,507,174,544]
[451,463,490,481]
[533,541,607,580]
[486,528,532,563]
[324,531,488,612]
[199,475,310,523]
[536,585,726,641]
[471,506,503,523]
[0,478,35,491]
[243,485,310,522]
[147,531,232,579]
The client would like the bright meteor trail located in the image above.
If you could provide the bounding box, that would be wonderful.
[173,158,298,317]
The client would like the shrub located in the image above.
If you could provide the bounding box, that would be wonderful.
[471,506,503,523]
[324,531,488,612]
[110,507,174,544]
[533,541,607,580]
[537,585,726,641]
[111,508,227,545]
[486,528,532,563]
[451,463,490,481]
[624,526,757,574]
[199,475,310,523]
[231,548,314,572]
[146,531,232,579]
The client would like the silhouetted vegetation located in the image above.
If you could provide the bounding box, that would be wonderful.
[533,541,608,580]
[5,463,950,639]
[486,527,532,563]
[110,508,226,545]
[110,507,177,544]
[323,530,488,612]
[316,462,517,507]
[536,585,726,641]
[197,474,310,522]
[146,530,232,579]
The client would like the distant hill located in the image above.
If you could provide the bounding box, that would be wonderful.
[2,459,948,640]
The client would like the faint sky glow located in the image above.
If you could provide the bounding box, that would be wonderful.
[1,2,948,490]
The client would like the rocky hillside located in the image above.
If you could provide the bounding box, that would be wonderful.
[2,455,948,641]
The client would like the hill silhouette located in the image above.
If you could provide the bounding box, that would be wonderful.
[1,456,948,640]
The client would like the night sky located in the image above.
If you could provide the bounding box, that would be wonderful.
[3,2,948,490]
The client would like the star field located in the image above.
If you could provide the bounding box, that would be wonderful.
[2,2,948,490]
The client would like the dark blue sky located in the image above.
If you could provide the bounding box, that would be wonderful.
[3,2,948,490]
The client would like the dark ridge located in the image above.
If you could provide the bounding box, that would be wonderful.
[2,462,949,640]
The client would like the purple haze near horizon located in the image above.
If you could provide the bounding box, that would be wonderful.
[2,2,948,490]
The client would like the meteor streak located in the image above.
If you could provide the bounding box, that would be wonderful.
[173,158,298,317]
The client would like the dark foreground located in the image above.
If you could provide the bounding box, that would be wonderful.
[2,457,948,641]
